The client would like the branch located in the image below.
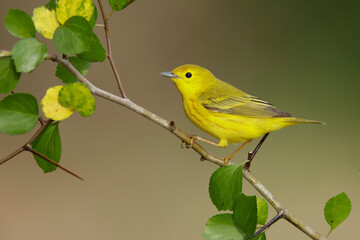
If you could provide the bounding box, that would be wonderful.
[243,170,327,240]
[47,54,328,240]
[0,146,24,165]
[25,145,84,181]
[97,0,127,98]
[0,117,84,180]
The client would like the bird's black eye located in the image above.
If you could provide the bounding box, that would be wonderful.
[185,72,192,78]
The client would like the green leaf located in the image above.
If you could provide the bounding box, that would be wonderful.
[233,194,257,239]
[53,16,92,55]
[32,122,61,173]
[11,38,47,73]
[4,9,36,38]
[77,33,106,62]
[202,214,246,240]
[58,83,95,117]
[0,57,21,93]
[324,192,351,236]
[253,233,266,240]
[56,57,92,83]
[108,0,135,11]
[88,5,98,29]
[256,197,268,225]
[0,93,38,135]
[46,0,57,10]
[209,164,243,211]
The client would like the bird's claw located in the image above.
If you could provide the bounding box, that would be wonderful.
[181,135,195,149]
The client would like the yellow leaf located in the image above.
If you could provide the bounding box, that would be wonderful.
[56,0,95,25]
[32,6,60,39]
[41,86,74,121]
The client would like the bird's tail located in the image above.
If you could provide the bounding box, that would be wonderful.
[287,118,325,125]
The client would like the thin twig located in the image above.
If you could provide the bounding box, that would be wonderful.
[0,118,52,165]
[252,211,283,238]
[97,0,127,98]
[243,169,327,240]
[0,117,84,180]
[25,146,84,181]
[46,54,327,240]
[0,147,25,165]
[27,118,53,144]
[0,50,11,57]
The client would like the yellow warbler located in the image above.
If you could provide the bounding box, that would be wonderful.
[161,64,323,164]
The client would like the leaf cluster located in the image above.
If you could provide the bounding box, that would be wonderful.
[203,165,352,239]
[203,165,268,240]
[0,0,134,173]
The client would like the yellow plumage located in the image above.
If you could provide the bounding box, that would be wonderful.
[161,64,323,161]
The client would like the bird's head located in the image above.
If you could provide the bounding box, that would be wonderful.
[161,64,216,98]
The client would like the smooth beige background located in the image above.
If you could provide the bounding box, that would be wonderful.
[0,1,359,239]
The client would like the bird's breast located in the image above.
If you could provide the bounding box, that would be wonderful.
[182,99,248,142]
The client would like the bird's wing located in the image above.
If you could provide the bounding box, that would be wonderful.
[200,82,292,118]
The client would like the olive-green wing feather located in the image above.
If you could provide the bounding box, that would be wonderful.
[200,80,292,118]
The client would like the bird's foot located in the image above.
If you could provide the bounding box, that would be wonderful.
[181,135,195,149]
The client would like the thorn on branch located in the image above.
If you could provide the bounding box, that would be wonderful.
[25,146,84,181]
[252,211,284,239]
[0,118,83,180]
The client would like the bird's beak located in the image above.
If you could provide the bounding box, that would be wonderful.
[160,71,180,79]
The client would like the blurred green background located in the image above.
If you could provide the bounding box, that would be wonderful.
[0,0,359,239]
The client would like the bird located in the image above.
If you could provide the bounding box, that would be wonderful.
[161,64,323,165]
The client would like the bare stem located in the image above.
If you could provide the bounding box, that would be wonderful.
[97,0,127,98]
[243,169,327,240]
[46,54,327,240]
[25,146,84,181]
[27,119,53,144]
[0,118,51,165]
[252,212,283,238]
[0,116,84,180]
[0,147,25,165]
